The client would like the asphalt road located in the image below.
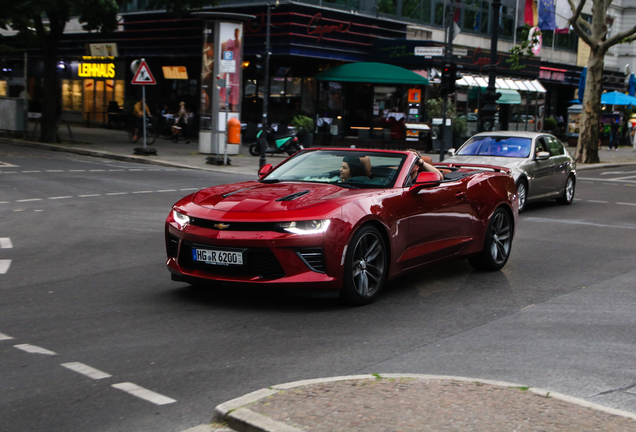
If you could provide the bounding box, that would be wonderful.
[1,146,636,431]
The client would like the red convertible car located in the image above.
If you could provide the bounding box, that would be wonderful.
[165,148,518,305]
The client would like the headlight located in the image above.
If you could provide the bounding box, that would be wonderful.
[276,219,330,235]
[172,209,190,228]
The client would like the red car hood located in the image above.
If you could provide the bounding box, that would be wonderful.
[191,181,361,212]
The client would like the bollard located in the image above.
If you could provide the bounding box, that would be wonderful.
[228,117,241,144]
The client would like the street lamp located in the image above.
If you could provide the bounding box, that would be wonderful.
[479,0,502,132]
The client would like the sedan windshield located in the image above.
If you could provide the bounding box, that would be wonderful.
[262,150,407,188]
[457,136,532,158]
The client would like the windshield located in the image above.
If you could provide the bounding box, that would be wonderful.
[262,150,407,188]
[457,136,532,158]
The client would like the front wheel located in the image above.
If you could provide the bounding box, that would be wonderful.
[516,179,528,213]
[469,207,513,271]
[556,175,575,205]
[341,225,387,306]
[145,125,157,145]
[249,143,260,156]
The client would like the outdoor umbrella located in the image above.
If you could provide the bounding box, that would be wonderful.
[600,91,636,106]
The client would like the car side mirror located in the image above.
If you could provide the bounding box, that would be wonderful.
[258,164,273,178]
[409,171,441,194]
[536,151,550,161]
[447,148,456,156]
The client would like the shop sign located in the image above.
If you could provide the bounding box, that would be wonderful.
[307,13,351,43]
[408,88,421,103]
[472,47,500,73]
[162,66,188,79]
[414,47,444,57]
[539,68,566,82]
[78,62,116,78]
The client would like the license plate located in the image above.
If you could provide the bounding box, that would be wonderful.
[192,248,243,266]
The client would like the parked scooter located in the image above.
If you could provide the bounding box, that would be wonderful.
[249,127,303,156]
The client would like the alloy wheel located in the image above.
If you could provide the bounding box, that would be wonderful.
[489,211,512,265]
[351,232,386,298]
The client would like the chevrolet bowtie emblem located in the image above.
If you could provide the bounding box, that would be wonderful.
[214,223,230,230]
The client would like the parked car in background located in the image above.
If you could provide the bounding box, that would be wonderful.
[166,148,518,305]
[446,131,576,212]
[510,115,535,123]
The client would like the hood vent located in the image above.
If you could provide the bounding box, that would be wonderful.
[276,190,310,202]
[222,186,258,198]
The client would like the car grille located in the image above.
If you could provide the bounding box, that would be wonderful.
[179,241,285,280]
[167,234,179,258]
[189,217,277,231]
[296,248,325,273]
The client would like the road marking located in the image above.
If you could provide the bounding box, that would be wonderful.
[523,217,636,230]
[156,189,177,192]
[617,202,636,206]
[68,170,86,172]
[0,161,18,167]
[0,259,11,273]
[180,188,199,191]
[22,170,41,173]
[0,201,9,204]
[112,382,176,405]
[129,169,143,171]
[49,196,73,200]
[46,170,64,172]
[14,344,57,355]
[109,169,125,172]
[131,190,153,194]
[61,362,112,379]
[89,169,106,172]
[106,192,129,196]
[578,177,636,184]
[587,200,608,203]
[601,171,636,175]
[16,198,42,202]
[0,332,14,340]
[2,171,17,174]
[13,209,25,212]
[0,238,12,249]
[78,194,101,198]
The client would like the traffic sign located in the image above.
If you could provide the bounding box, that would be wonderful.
[131,60,156,85]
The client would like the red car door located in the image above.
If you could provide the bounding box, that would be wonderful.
[396,176,475,269]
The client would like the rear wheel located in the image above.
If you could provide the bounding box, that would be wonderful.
[516,179,528,213]
[469,207,513,271]
[249,143,260,156]
[341,225,387,306]
[556,174,575,205]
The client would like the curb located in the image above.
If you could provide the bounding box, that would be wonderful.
[212,374,636,432]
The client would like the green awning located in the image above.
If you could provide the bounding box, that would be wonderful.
[314,62,429,85]
[469,87,521,105]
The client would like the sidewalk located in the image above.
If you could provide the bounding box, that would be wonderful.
[5,125,636,432]
[3,123,636,176]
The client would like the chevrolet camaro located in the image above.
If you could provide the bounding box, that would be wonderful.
[165,148,518,305]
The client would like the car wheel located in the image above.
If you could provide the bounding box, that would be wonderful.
[341,225,387,306]
[516,179,528,213]
[469,207,513,271]
[249,143,260,156]
[556,175,575,205]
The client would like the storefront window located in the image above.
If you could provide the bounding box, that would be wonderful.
[0,81,7,97]
[62,80,82,111]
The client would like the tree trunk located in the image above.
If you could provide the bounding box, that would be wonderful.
[574,53,604,164]
[40,48,62,143]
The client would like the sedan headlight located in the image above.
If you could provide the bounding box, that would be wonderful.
[172,209,191,228]
[276,220,330,235]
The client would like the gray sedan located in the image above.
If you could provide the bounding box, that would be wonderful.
[445,131,576,212]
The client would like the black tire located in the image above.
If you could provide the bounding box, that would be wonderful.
[516,178,528,213]
[145,125,157,145]
[468,207,513,271]
[249,143,260,156]
[556,174,575,205]
[340,225,387,306]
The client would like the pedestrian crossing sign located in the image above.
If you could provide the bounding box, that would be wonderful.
[131,60,156,85]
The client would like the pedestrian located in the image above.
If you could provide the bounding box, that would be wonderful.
[132,98,151,142]
[172,101,190,144]
[609,119,619,151]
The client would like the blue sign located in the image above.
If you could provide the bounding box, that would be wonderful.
[223,51,233,60]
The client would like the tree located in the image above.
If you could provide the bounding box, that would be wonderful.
[568,0,636,164]
[0,0,122,142]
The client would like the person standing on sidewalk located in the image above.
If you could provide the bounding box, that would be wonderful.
[609,120,620,151]
[133,99,151,142]
[172,101,190,144]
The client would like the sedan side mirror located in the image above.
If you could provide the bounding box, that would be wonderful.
[447,148,456,157]
[409,171,441,194]
[536,151,550,161]
[258,164,273,178]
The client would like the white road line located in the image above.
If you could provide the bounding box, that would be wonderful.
[617,202,636,206]
[2,172,17,174]
[61,362,112,379]
[106,192,129,196]
[128,169,143,171]
[68,170,86,172]
[523,217,636,230]
[0,332,14,340]
[0,201,9,204]
[46,170,64,172]
[13,209,25,212]
[49,196,73,200]
[578,177,636,184]
[16,198,42,202]
[22,170,41,173]
[0,238,12,249]
[78,194,101,198]
[109,169,125,172]
[601,171,636,175]
[156,189,177,192]
[0,260,12,274]
[14,344,57,355]
[112,382,176,405]
[587,200,608,203]
[131,191,153,194]
[89,169,106,172]
[180,188,199,191]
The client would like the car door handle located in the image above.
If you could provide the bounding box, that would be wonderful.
[456,192,466,200]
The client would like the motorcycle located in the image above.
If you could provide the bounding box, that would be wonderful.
[249,127,303,156]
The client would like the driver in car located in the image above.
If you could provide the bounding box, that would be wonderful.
[340,156,369,182]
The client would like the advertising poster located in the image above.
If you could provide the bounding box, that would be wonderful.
[200,22,215,130]
[218,22,243,113]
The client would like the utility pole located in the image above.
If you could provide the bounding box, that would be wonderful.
[479,0,502,132]
[259,1,272,169]
[440,7,454,162]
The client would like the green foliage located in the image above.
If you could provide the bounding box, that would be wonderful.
[291,115,314,134]
[427,98,468,138]
[507,25,540,71]
[544,117,557,131]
